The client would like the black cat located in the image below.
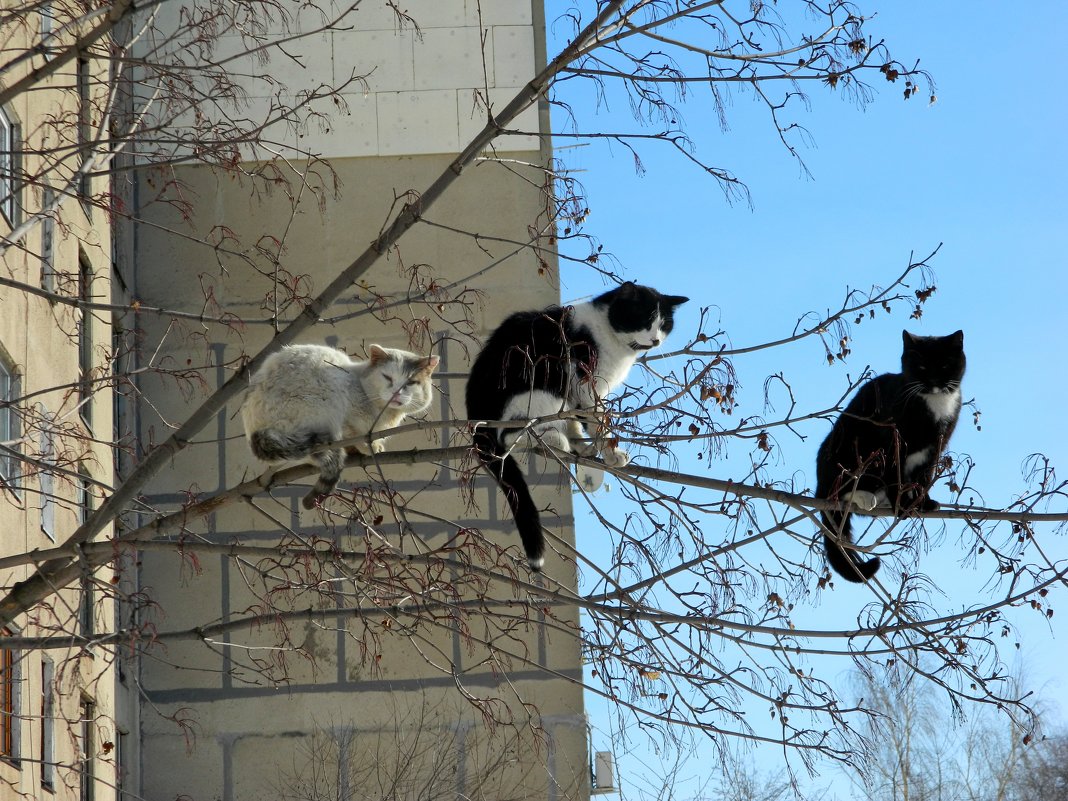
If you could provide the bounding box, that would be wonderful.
[466,282,688,570]
[815,330,966,582]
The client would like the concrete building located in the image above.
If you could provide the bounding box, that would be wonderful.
[123,2,591,799]
[0,6,132,799]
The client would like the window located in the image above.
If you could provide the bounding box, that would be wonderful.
[0,630,20,764]
[0,105,20,226]
[78,470,92,525]
[78,252,93,428]
[76,56,91,204]
[111,506,129,684]
[111,326,132,479]
[41,184,55,292]
[40,3,57,64]
[115,594,127,684]
[79,698,94,801]
[40,658,54,789]
[39,419,55,540]
[40,2,53,38]
[114,593,128,684]
[0,357,20,491]
[78,575,95,642]
[115,729,128,800]
[79,472,95,643]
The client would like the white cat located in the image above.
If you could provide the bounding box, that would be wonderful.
[242,343,439,508]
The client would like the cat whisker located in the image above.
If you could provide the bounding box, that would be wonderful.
[901,384,924,405]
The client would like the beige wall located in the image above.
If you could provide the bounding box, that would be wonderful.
[145,0,540,161]
[0,10,125,800]
[127,2,590,799]
[130,146,589,800]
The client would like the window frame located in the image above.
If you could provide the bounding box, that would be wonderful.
[78,470,96,645]
[0,105,20,227]
[76,56,91,206]
[40,657,54,790]
[0,628,21,766]
[40,1,54,37]
[79,697,95,801]
[39,417,55,541]
[78,251,93,429]
[115,728,128,799]
[41,184,55,293]
[78,568,95,644]
[0,356,21,492]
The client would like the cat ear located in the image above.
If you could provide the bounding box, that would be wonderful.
[950,329,964,346]
[902,330,917,346]
[420,355,440,374]
[368,344,390,365]
[663,294,689,308]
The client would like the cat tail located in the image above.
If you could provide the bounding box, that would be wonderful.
[472,429,545,571]
[249,429,342,510]
[821,510,881,583]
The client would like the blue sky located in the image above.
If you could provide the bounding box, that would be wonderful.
[548,2,1068,796]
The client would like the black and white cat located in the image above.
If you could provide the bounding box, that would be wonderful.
[466,282,688,570]
[242,343,439,509]
[815,330,966,582]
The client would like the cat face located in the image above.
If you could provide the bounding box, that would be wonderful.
[594,282,689,351]
[364,345,439,413]
[901,330,966,394]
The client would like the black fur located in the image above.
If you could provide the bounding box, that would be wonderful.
[466,283,687,569]
[815,330,965,582]
[251,429,342,510]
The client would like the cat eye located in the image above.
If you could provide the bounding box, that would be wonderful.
[382,373,394,385]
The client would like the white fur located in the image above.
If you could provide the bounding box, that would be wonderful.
[843,489,891,511]
[242,343,436,458]
[922,387,961,422]
[904,446,932,474]
[568,303,664,400]
[500,390,570,451]
[844,490,878,512]
[499,302,670,466]
[601,447,630,468]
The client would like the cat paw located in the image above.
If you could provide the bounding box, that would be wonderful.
[601,447,630,468]
[570,440,599,458]
[917,496,940,512]
[371,439,386,454]
[538,428,572,453]
[843,490,879,512]
[897,492,940,514]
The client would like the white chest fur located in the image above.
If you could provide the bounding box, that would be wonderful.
[904,446,932,474]
[568,302,639,394]
[922,388,961,422]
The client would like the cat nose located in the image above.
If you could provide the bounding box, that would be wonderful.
[650,338,661,347]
